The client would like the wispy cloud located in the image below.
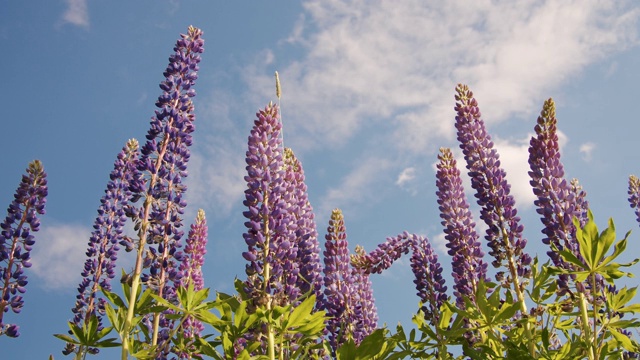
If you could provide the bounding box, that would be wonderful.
[59,0,90,29]
[319,156,392,217]
[31,223,90,289]
[244,0,638,154]
[580,142,596,161]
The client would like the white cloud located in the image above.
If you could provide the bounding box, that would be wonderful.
[580,142,596,161]
[186,88,251,217]
[244,0,639,154]
[319,156,392,217]
[60,0,90,29]
[31,224,90,289]
[186,146,246,217]
[396,167,417,195]
[492,136,536,209]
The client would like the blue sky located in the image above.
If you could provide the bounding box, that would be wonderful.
[1,1,640,358]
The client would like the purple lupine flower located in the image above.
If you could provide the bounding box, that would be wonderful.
[454,84,531,290]
[409,234,448,325]
[321,209,377,353]
[137,25,204,298]
[66,139,138,354]
[628,175,640,226]
[321,208,354,352]
[177,209,207,339]
[283,148,323,303]
[0,160,47,338]
[436,147,488,308]
[350,233,412,275]
[74,140,138,317]
[117,26,203,356]
[349,248,378,344]
[527,99,586,294]
[242,102,300,309]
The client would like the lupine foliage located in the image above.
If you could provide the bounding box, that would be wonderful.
[2,27,639,360]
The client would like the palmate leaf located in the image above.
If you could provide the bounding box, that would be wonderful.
[609,327,640,353]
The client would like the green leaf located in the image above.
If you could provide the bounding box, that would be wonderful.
[287,295,315,329]
[609,327,639,352]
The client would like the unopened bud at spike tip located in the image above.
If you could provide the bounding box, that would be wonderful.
[275,71,281,99]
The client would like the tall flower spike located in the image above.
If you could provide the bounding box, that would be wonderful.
[67,140,138,354]
[409,234,448,325]
[119,26,204,354]
[454,84,531,291]
[628,175,640,226]
[242,103,300,308]
[436,147,488,308]
[528,99,586,294]
[283,148,323,303]
[0,160,47,338]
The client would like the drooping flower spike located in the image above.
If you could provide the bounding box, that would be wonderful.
[454,84,531,291]
[0,160,47,338]
[436,147,488,308]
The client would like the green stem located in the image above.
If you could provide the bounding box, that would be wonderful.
[578,292,595,360]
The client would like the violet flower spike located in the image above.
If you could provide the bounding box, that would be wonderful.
[0,160,47,338]
[66,139,138,355]
[177,209,207,337]
[527,99,586,294]
[321,209,354,352]
[321,209,378,353]
[409,234,447,325]
[119,26,204,354]
[350,233,412,275]
[454,84,532,291]
[349,246,378,344]
[283,148,323,304]
[436,147,488,308]
[242,102,301,309]
[628,175,640,226]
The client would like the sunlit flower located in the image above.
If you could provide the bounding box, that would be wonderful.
[454,84,531,290]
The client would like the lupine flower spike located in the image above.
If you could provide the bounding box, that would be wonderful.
[454,84,532,291]
[350,245,378,344]
[283,148,322,303]
[321,209,378,353]
[174,209,208,357]
[0,160,47,338]
[628,175,640,226]
[321,208,353,352]
[119,25,204,356]
[350,233,412,275]
[408,234,448,325]
[455,84,538,353]
[65,140,138,356]
[242,103,301,309]
[527,99,586,294]
[436,147,488,308]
